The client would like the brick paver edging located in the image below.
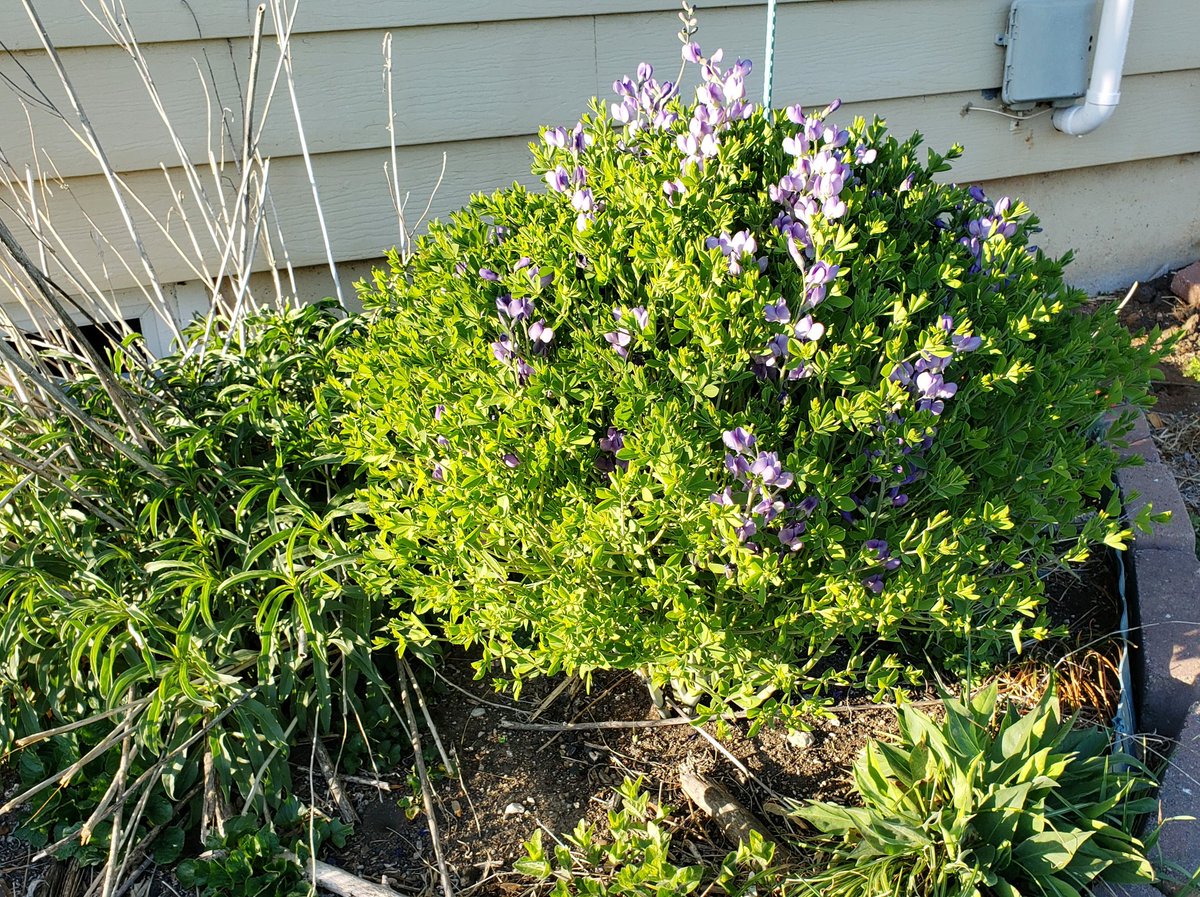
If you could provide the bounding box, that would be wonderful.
[1108,409,1200,889]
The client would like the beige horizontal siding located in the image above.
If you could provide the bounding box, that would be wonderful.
[16,63,1200,295]
[10,137,536,295]
[3,0,885,51]
[2,0,1198,305]
[3,1,1197,181]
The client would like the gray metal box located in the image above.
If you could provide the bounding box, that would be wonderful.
[1000,0,1094,109]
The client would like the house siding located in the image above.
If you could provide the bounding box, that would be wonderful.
[1,0,1198,320]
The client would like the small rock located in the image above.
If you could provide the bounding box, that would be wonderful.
[1185,314,1199,334]
[1171,261,1200,306]
[504,802,526,817]
[470,707,485,718]
[786,730,815,750]
[451,799,462,817]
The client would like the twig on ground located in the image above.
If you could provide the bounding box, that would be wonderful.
[315,739,360,826]
[397,661,454,897]
[527,676,575,722]
[503,712,749,733]
[404,658,457,778]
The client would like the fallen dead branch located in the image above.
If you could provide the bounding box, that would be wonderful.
[283,852,401,897]
[678,766,786,858]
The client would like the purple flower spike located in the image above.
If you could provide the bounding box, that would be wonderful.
[779,522,806,551]
[953,333,982,353]
[599,427,625,453]
[884,557,902,572]
[516,358,534,385]
[437,435,449,448]
[432,463,445,482]
[433,404,445,421]
[605,329,632,359]
[890,490,909,507]
[863,575,885,594]
[722,427,756,455]
[682,41,702,63]
[710,486,735,507]
[502,453,521,468]
[865,539,889,558]
[969,185,988,203]
[544,127,568,148]
[631,306,650,330]
[529,319,555,352]
[939,314,954,332]
[479,267,500,282]
[751,451,794,488]
[725,453,751,481]
[793,315,825,342]
[765,298,791,324]
[637,61,653,82]
[796,496,819,517]
[492,336,513,362]
[736,518,757,542]
[499,296,534,321]
[545,166,570,193]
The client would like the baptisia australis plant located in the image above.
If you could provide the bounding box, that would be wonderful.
[337,25,1163,718]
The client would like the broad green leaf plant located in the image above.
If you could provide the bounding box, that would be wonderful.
[789,685,1157,896]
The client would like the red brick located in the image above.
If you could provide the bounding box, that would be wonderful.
[1171,261,1200,306]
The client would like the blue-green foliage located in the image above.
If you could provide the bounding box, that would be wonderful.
[791,685,1157,895]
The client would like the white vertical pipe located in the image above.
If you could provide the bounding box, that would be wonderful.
[1053,0,1135,136]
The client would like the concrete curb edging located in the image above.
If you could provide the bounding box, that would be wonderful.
[1111,409,1200,888]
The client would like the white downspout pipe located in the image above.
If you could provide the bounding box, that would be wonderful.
[1053,0,1135,136]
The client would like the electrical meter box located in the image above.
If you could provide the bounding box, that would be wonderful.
[998,0,1094,109]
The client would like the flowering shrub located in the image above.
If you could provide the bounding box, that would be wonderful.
[336,41,1160,716]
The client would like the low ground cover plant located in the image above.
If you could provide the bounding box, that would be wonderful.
[337,35,1162,718]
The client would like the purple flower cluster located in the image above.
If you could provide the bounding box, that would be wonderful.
[705,230,762,276]
[675,45,753,174]
[861,538,902,593]
[710,428,817,552]
[767,104,870,316]
[543,123,600,231]
[604,305,649,361]
[752,296,826,383]
[596,427,629,474]
[889,315,981,416]
[611,62,679,135]
[960,193,1017,273]
[486,260,556,385]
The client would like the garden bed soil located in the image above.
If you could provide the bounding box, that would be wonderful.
[317,556,1124,896]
